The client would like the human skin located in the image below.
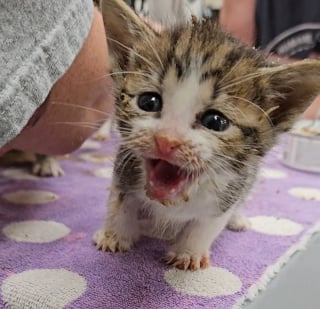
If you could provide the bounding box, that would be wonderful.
[0,7,113,156]
[219,0,256,46]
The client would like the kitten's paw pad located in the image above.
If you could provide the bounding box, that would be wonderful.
[165,252,210,271]
[93,229,132,253]
[227,214,251,232]
[32,158,64,177]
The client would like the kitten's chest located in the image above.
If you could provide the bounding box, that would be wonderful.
[142,184,225,223]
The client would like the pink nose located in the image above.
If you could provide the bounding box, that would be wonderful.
[155,134,181,156]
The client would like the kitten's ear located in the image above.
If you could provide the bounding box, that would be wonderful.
[100,0,156,69]
[261,60,320,132]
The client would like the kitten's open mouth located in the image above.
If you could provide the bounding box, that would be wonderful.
[145,158,189,202]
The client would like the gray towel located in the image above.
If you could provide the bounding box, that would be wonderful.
[0,0,93,147]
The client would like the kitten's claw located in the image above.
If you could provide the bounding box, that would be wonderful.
[93,229,132,253]
[227,213,251,232]
[165,251,210,271]
[32,156,64,177]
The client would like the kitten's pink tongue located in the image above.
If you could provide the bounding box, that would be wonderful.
[146,159,187,201]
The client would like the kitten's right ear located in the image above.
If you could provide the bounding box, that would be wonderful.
[100,0,156,69]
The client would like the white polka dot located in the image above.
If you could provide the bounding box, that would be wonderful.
[2,190,58,204]
[259,168,287,179]
[78,153,114,164]
[80,139,102,150]
[1,269,86,309]
[91,167,113,178]
[250,216,303,236]
[2,220,70,243]
[289,187,320,201]
[164,267,242,297]
[2,168,39,180]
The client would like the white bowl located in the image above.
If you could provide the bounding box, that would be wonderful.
[282,120,320,173]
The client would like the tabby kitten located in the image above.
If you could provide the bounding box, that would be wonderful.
[93,0,320,270]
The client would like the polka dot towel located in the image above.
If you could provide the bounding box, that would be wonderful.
[0,135,319,308]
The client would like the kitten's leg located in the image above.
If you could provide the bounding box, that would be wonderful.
[165,213,231,271]
[227,210,251,232]
[93,188,140,253]
[32,154,64,177]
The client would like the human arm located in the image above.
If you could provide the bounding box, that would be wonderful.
[219,0,256,46]
[0,7,113,156]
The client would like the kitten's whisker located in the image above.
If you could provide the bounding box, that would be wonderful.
[109,71,157,81]
[218,71,267,92]
[50,101,113,117]
[229,95,274,127]
[117,151,135,178]
[75,70,157,84]
[51,122,102,130]
[143,33,164,71]
[205,159,227,175]
[220,65,290,91]
[208,152,255,170]
[53,119,107,126]
[202,169,222,194]
[112,117,132,126]
[107,37,156,69]
[218,58,242,85]
[117,144,136,155]
[227,101,256,131]
[113,112,131,122]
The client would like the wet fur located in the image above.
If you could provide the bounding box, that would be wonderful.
[93,0,320,270]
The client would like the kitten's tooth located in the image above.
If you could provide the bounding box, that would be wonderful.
[164,200,176,207]
[162,200,170,207]
[183,191,189,202]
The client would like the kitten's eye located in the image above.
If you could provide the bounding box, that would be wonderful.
[200,110,229,131]
[137,92,162,112]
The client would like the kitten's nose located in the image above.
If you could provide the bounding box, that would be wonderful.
[155,134,181,156]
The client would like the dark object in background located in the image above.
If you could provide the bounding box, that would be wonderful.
[256,0,320,58]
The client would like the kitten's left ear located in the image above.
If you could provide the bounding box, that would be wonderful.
[261,60,320,132]
[100,0,156,69]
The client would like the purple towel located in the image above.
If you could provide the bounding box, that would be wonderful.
[0,135,319,309]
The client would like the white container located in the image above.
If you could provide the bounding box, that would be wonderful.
[282,120,320,173]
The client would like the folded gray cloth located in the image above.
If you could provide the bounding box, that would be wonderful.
[0,0,93,147]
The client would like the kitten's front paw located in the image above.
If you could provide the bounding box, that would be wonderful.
[164,251,210,271]
[93,229,133,253]
[227,213,251,232]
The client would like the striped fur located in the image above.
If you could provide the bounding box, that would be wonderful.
[93,0,320,270]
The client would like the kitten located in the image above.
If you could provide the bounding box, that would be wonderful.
[93,0,320,270]
[0,151,64,177]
